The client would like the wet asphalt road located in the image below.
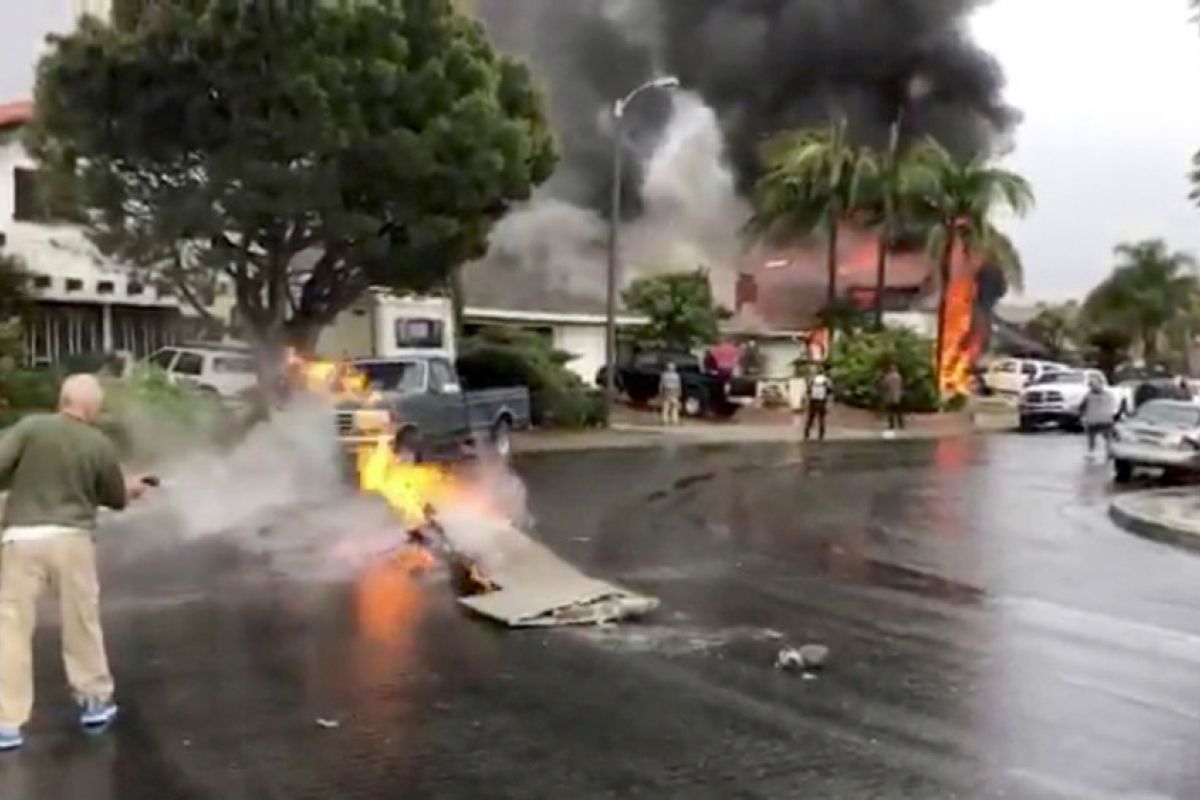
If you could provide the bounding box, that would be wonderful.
[5,432,1200,799]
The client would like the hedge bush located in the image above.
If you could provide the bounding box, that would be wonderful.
[827,327,939,413]
[457,328,604,429]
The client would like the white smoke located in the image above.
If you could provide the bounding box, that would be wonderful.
[113,401,538,582]
[487,91,747,304]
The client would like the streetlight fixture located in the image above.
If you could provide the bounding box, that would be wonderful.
[604,76,680,427]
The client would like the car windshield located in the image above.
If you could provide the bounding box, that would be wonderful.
[1136,402,1200,428]
[1033,371,1085,385]
[354,361,424,393]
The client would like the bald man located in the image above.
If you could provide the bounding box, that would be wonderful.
[0,374,150,751]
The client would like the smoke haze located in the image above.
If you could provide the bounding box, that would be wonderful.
[470,0,1016,299]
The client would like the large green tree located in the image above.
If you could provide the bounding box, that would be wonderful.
[621,269,728,351]
[917,144,1033,392]
[30,0,555,359]
[1021,302,1080,359]
[1083,239,1199,365]
[748,120,877,309]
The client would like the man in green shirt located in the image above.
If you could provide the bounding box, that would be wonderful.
[0,374,151,751]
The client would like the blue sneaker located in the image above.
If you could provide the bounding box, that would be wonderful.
[0,727,23,752]
[79,699,118,734]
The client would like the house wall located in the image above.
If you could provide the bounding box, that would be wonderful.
[1,138,189,363]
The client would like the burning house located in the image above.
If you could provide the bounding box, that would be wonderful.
[732,229,1009,395]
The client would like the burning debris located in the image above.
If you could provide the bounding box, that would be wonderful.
[291,354,659,628]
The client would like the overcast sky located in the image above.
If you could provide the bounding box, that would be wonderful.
[4,1,1200,303]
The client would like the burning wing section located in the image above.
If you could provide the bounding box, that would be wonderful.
[438,512,660,628]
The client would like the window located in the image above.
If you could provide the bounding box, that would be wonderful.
[355,361,425,393]
[148,349,178,370]
[65,278,83,292]
[395,318,445,349]
[429,360,457,393]
[12,167,77,223]
[98,281,115,295]
[127,282,144,296]
[173,352,203,376]
[213,357,256,374]
[1021,363,1038,376]
[32,275,51,290]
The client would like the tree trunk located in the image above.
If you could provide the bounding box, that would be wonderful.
[934,229,957,401]
[873,221,889,330]
[826,213,840,310]
[448,265,466,337]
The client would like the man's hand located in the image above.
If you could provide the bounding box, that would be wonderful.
[125,474,158,502]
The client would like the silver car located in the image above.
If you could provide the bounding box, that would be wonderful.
[1111,400,1200,483]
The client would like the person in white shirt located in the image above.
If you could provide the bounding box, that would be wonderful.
[805,366,833,441]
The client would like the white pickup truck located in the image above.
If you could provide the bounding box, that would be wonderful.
[1018,369,1134,431]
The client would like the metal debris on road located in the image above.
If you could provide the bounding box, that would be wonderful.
[775,643,830,673]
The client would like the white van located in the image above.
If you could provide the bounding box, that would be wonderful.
[144,345,258,399]
[983,358,1068,396]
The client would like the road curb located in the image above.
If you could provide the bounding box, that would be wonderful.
[1109,490,1200,553]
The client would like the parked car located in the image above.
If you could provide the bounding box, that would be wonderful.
[1111,400,1200,483]
[1018,369,1133,431]
[143,345,258,399]
[335,355,530,461]
[983,358,1069,396]
[596,350,753,419]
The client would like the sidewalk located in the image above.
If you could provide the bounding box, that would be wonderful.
[1109,488,1200,552]
[515,405,1015,455]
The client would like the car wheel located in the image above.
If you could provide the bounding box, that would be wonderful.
[1114,459,1134,484]
[627,391,653,408]
[490,417,513,459]
[393,427,422,463]
[1019,415,1035,433]
[683,393,705,418]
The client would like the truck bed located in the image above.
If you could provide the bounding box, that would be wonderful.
[465,387,531,433]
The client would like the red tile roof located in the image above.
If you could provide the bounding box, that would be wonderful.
[0,100,33,131]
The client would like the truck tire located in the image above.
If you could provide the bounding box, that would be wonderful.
[1114,459,1134,484]
[1019,415,1035,433]
[683,393,705,418]
[393,426,422,463]
[491,417,513,459]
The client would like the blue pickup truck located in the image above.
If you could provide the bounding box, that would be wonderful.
[335,355,530,461]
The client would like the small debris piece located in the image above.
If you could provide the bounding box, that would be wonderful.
[775,647,805,671]
[798,643,830,671]
[775,643,830,673]
[315,718,341,730]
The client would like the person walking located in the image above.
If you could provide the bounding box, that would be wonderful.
[0,374,152,751]
[882,364,905,432]
[660,362,682,426]
[1081,376,1117,458]
[805,365,832,441]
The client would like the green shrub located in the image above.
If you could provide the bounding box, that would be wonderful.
[0,368,60,412]
[828,327,938,413]
[457,328,601,429]
[99,366,232,462]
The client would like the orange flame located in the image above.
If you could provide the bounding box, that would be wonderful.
[939,271,978,397]
[287,350,380,406]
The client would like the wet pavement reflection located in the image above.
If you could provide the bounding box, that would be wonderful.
[5,433,1200,798]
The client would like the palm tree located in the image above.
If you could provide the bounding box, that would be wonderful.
[749,119,877,309]
[918,144,1034,393]
[1083,239,1199,365]
[863,136,946,328]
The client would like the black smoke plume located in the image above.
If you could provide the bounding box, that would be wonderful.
[474,0,1017,211]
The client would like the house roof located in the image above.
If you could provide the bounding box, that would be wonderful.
[460,256,612,318]
[0,100,33,131]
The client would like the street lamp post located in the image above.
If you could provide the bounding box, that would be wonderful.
[604,76,680,427]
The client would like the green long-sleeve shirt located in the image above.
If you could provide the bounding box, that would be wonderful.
[0,413,128,530]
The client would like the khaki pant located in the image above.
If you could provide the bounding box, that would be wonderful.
[661,396,681,426]
[0,535,113,727]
